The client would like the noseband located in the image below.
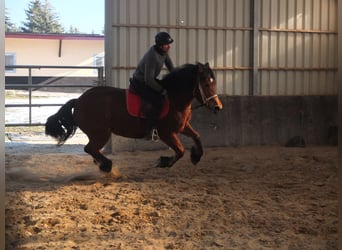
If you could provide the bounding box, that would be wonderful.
[192,78,218,110]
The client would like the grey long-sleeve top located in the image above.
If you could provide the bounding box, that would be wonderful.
[132,46,174,93]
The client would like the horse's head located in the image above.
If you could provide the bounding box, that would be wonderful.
[194,62,223,113]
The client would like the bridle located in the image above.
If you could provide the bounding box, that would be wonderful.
[192,77,218,110]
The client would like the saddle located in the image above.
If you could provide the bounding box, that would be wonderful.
[126,89,169,119]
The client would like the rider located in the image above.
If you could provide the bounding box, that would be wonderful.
[129,31,175,140]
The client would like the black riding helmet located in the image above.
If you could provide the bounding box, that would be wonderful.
[155,32,174,46]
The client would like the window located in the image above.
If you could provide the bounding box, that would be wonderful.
[93,53,104,74]
[5,53,16,73]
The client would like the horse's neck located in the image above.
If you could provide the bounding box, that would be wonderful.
[168,93,194,112]
[163,67,198,111]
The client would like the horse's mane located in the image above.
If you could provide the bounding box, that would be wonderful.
[160,64,198,92]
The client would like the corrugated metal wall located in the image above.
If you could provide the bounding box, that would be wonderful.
[258,0,337,95]
[105,0,337,96]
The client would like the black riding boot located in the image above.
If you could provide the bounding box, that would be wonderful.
[140,90,164,141]
[144,107,161,141]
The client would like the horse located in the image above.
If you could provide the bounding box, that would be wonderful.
[45,62,223,172]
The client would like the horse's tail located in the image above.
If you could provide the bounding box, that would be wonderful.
[45,99,78,145]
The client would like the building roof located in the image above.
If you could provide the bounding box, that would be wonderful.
[5,32,104,41]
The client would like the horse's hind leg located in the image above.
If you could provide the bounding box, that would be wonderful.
[84,131,112,173]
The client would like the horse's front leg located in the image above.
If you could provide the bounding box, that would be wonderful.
[154,133,185,168]
[181,123,203,165]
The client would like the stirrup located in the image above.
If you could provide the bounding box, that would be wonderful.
[151,129,159,142]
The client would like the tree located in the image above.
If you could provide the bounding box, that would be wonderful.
[68,25,80,34]
[21,0,64,33]
[5,9,19,32]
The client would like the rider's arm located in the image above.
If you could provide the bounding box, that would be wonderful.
[144,59,164,93]
[165,54,174,72]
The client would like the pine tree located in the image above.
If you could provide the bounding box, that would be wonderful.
[68,25,80,34]
[5,9,19,32]
[21,0,64,33]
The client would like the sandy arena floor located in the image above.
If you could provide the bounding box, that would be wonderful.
[4,130,338,250]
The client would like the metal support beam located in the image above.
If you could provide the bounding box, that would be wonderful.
[337,0,342,249]
[0,1,5,248]
[104,0,113,87]
[249,0,259,96]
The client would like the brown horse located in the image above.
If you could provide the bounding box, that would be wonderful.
[45,62,223,172]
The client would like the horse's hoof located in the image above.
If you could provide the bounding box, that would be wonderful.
[153,156,172,168]
[191,147,202,165]
[191,156,201,165]
[100,165,112,173]
[99,161,112,173]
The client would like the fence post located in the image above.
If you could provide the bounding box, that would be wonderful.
[28,67,32,125]
[97,67,105,86]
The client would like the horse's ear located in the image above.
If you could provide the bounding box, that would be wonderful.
[197,62,204,73]
[197,62,210,73]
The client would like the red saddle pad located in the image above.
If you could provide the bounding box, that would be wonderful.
[126,90,169,119]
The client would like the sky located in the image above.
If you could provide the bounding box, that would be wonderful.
[5,0,105,34]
